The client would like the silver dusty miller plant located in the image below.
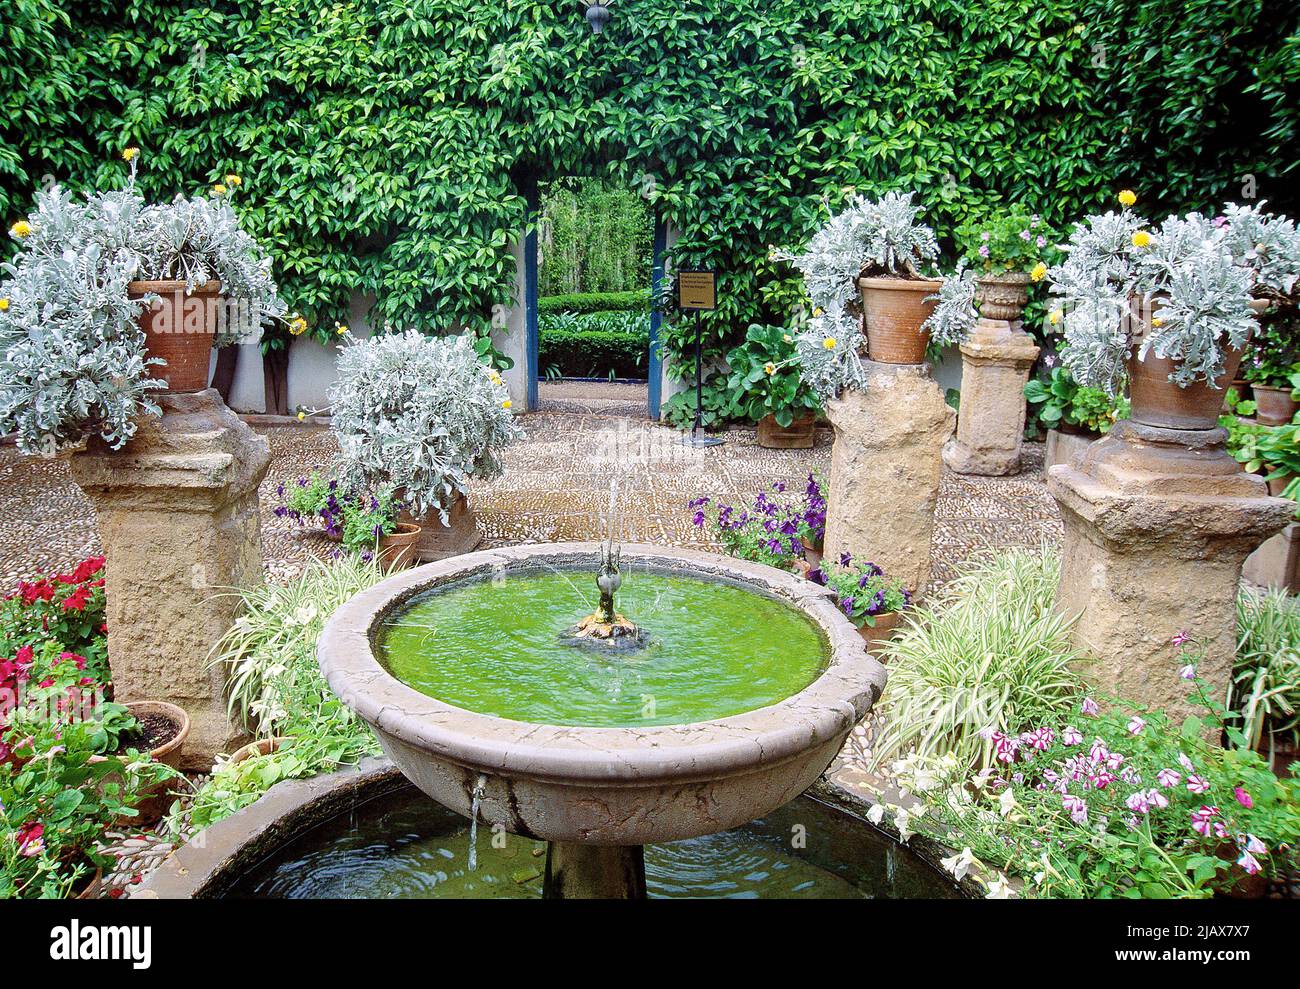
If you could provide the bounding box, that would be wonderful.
[329,331,522,523]
[775,191,941,312]
[781,192,972,400]
[0,154,285,455]
[1048,198,1300,396]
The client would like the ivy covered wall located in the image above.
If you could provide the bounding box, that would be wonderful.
[2,0,1297,375]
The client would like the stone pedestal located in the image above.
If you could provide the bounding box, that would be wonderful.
[69,389,271,769]
[1048,420,1292,722]
[1243,522,1300,593]
[825,360,956,597]
[943,319,1039,476]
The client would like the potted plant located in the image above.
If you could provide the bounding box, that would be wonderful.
[1241,309,1300,424]
[329,330,521,561]
[723,324,821,448]
[808,554,910,656]
[0,152,286,455]
[1233,589,1300,776]
[277,475,422,569]
[0,701,172,898]
[1050,195,1300,430]
[956,208,1055,324]
[1025,364,1131,468]
[779,192,973,369]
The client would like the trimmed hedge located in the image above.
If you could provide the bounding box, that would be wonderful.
[538,291,651,316]
[539,311,649,379]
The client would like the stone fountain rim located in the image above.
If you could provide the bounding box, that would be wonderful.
[317,542,886,786]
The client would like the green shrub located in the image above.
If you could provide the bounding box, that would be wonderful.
[539,311,649,378]
[538,291,651,316]
[872,549,1082,769]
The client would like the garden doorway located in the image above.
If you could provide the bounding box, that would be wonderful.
[526,177,665,418]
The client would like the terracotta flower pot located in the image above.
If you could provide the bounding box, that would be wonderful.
[397,490,483,562]
[1267,473,1291,498]
[1252,385,1298,426]
[1127,346,1246,431]
[858,276,943,364]
[976,271,1031,323]
[128,279,222,392]
[73,866,103,901]
[856,611,903,657]
[377,521,422,570]
[91,700,190,828]
[800,536,823,570]
[223,736,291,771]
[756,412,816,449]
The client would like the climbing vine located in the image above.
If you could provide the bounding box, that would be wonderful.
[1,0,1296,391]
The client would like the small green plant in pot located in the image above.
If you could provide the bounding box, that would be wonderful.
[956,208,1055,323]
[1233,588,1300,771]
[1242,307,1300,423]
[1024,364,1130,438]
[724,324,821,448]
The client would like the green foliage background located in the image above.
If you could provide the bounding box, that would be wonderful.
[2,0,1296,370]
[539,180,652,296]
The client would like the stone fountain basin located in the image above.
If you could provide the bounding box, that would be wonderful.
[317,543,886,846]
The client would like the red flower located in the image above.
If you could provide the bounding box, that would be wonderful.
[16,822,44,853]
[72,557,106,583]
[15,645,33,666]
[60,585,91,612]
[37,678,54,689]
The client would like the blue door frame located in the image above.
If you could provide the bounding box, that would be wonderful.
[523,181,665,420]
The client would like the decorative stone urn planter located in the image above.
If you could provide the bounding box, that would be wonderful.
[857,276,942,364]
[377,521,422,570]
[128,279,222,392]
[756,413,816,449]
[317,543,885,898]
[975,271,1031,323]
[1253,385,1298,425]
[398,491,483,562]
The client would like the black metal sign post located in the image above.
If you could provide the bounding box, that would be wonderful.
[677,269,724,449]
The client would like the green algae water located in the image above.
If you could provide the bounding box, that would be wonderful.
[375,569,828,727]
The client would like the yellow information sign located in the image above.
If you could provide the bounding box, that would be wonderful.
[678,270,717,311]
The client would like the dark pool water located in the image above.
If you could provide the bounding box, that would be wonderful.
[220,786,959,900]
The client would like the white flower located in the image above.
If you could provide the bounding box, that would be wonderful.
[941,847,976,881]
[998,788,1018,817]
[866,803,886,825]
[985,874,1016,899]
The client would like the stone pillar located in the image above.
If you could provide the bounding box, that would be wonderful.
[825,360,956,597]
[1048,421,1292,722]
[942,319,1039,475]
[69,389,271,769]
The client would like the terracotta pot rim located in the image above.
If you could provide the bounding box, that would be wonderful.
[122,700,191,764]
[226,736,292,768]
[72,865,103,900]
[857,275,944,292]
[384,521,423,539]
[127,279,222,296]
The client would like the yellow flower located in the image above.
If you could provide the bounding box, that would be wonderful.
[225,174,242,187]
[212,183,227,196]
[122,147,140,162]
[288,316,307,336]
[489,370,502,385]
[1030,262,1048,282]
[0,297,8,312]
[822,336,837,350]
[297,411,306,422]
[1118,189,1137,207]
[1151,317,1163,327]
[1131,230,1151,248]
[812,307,824,317]
[1049,309,1062,326]
[502,398,513,410]
[782,333,792,343]
[334,322,347,335]
[9,220,32,238]
[764,362,776,375]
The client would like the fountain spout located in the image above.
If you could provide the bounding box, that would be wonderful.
[562,484,646,649]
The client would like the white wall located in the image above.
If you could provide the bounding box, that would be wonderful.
[494,236,528,409]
